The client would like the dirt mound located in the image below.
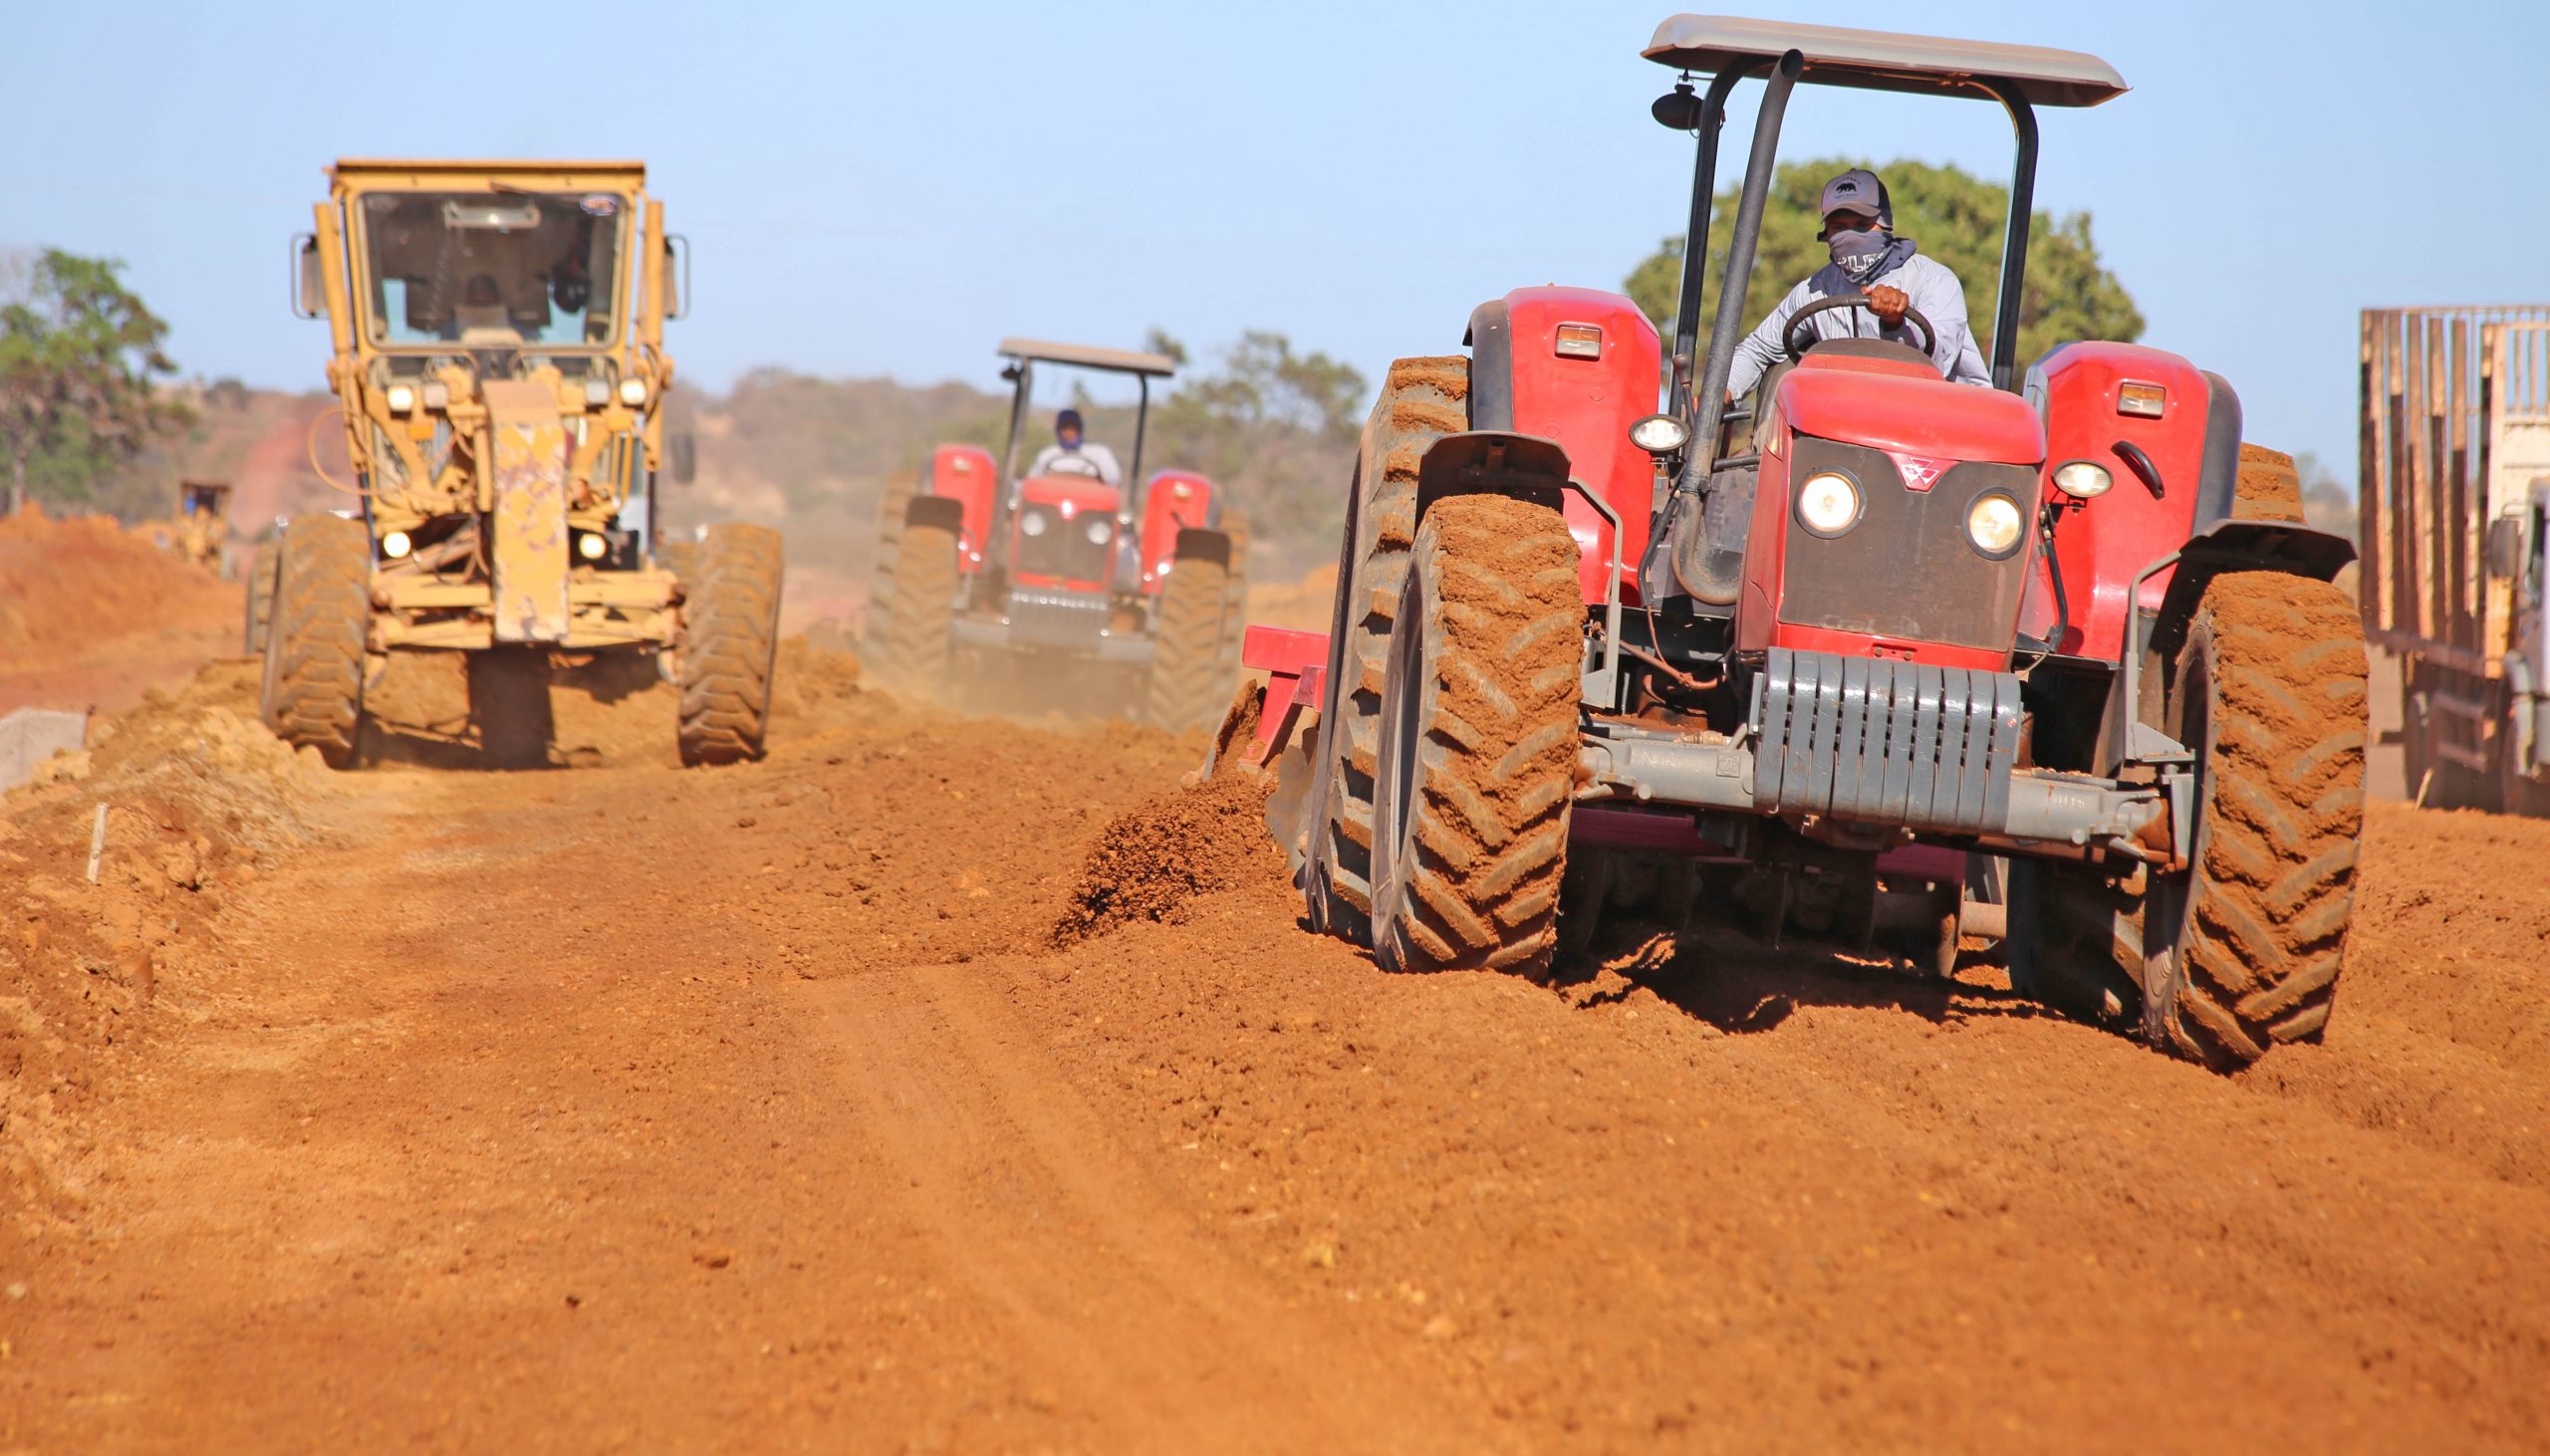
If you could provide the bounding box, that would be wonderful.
[0,505,242,716]
[1,658,327,1232]
[1055,770,1284,942]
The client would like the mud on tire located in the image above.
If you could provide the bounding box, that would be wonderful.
[1145,531,1234,731]
[883,519,959,696]
[1318,357,1470,937]
[1370,495,1582,978]
[677,522,785,766]
[259,513,371,768]
[2153,571,2367,1067]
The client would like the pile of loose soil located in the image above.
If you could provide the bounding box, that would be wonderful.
[1054,770,1284,942]
[1,658,327,1234]
[0,505,242,715]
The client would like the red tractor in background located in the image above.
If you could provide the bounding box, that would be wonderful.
[869,339,1246,727]
[1233,15,2368,1071]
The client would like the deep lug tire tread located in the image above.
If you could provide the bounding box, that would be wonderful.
[677,522,785,766]
[1323,356,1469,934]
[260,514,371,768]
[883,520,959,697]
[1372,495,1581,979]
[1145,544,1233,731]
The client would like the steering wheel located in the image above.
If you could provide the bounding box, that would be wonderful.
[1780,294,1936,361]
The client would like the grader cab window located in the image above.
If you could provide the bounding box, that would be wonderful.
[357,190,626,349]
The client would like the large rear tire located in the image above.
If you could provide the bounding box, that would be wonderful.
[677,523,785,766]
[1315,357,1469,941]
[259,514,371,769]
[1144,533,1234,731]
[2007,571,2368,1069]
[883,518,958,697]
[2232,442,2307,523]
[1369,495,1582,978]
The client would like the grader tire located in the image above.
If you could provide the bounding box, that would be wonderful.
[659,537,702,587]
[1320,357,1470,937]
[2232,443,2307,523]
[677,523,785,766]
[866,470,918,655]
[1145,538,1232,731]
[259,513,371,769]
[1369,495,1582,979]
[243,540,280,655]
[883,519,959,696]
[2153,572,2367,1068]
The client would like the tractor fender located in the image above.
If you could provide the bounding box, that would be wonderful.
[1464,299,1517,430]
[903,493,965,535]
[1413,431,1572,531]
[2145,516,2358,663]
[1169,525,1233,570]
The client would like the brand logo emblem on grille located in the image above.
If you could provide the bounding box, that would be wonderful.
[1888,452,1950,492]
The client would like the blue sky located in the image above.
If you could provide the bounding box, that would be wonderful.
[5,0,2544,473]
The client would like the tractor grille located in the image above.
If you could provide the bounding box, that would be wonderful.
[1006,588,1110,648]
[1749,647,2022,835]
[1014,506,1117,585]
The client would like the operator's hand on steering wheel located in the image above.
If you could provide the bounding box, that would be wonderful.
[1866,284,1911,329]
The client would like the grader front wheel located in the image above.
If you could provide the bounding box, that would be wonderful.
[676,523,785,766]
[1369,494,1582,978]
[259,513,371,768]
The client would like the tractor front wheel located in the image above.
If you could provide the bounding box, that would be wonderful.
[676,522,785,766]
[1369,494,1582,978]
[259,513,371,768]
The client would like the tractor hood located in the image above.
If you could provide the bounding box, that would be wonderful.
[1776,359,2044,466]
[1018,475,1121,515]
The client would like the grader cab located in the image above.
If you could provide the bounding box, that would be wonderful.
[269,158,780,767]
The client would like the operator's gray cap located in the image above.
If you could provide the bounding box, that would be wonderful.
[1819,168,1886,221]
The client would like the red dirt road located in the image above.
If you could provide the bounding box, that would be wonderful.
[5,663,2548,1451]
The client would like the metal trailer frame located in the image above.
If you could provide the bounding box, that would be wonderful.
[2360,306,2550,792]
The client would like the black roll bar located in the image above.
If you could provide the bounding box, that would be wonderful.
[1666,62,1765,417]
[1683,48,1804,494]
[1978,80,2040,391]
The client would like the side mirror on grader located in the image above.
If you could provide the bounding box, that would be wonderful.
[291,235,323,319]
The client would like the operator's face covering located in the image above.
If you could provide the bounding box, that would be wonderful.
[1824,210,1889,286]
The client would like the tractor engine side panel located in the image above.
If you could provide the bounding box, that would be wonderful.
[1139,470,1215,597]
[2027,343,2232,662]
[924,444,999,576]
[1476,287,1661,606]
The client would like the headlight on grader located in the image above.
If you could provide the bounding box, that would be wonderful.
[384,383,416,414]
[2053,460,2114,499]
[618,376,649,407]
[1795,470,1863,538]
[577,532,610,562]
[1965,492,2025,559]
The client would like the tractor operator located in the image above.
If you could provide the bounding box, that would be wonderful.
[1026,408,1123,487]
[1723,167,1990,400]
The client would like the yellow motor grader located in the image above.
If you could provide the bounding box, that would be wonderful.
[270,158,773,767]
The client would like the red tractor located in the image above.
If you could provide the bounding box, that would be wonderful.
[870,339,1246,727]
[1236,16,2368,1071]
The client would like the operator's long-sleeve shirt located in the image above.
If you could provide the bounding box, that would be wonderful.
[1723,251,1991,399]
[1026,442,1124,487]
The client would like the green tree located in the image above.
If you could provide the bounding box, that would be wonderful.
[0,248,184,514]
[1625,157,2143,384]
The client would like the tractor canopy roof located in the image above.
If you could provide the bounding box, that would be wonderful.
[997,338,1177,378]
[1644,15,2127,109]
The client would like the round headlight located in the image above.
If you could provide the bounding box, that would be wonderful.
[384,383,416,414]
[1629,412,1692,455]
[1020,512,1049,538]
[381,530,411,560]
[618,376,649,407]
[1966,493,2025,558]
[1795,471,1863,537]
[1085,519,1113,545]
[2052,461,2113,499]
[577,532,609,561]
